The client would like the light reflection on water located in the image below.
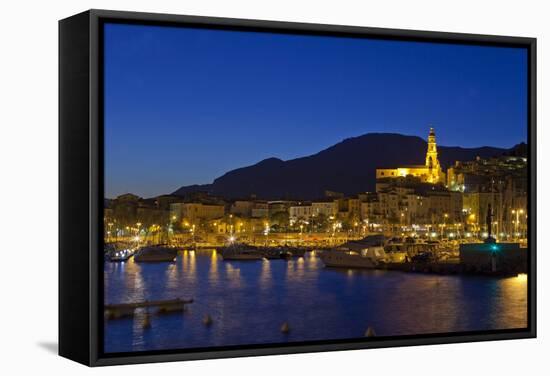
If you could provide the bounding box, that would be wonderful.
[104,249,527,353]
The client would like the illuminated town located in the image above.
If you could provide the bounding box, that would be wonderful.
[103,128,529,352]
[101,24,529,353]
[104,128,528,261]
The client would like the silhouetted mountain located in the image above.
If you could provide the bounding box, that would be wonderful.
[173,133,516,200]
[504,142,528,157]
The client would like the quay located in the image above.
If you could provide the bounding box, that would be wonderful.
[379,260,523,277]
[105,298,194,319]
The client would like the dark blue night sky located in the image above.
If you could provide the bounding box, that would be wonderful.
[104,23,527,198]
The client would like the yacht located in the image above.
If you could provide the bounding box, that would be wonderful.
[320,246,387,269]
[320,234,389,268]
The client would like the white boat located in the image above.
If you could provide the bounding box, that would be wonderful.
[383,243,408,263]
[320,246,387,269]
[108,248,134,262]
[104,243,135,262]
[384,239,438,262]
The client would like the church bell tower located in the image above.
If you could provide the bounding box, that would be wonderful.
[425,127,441,183]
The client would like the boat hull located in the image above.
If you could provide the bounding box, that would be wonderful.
[221,254,264,260]
[109,254,133,262]
[221,243,264,260]
[134,246,177,262]
[320,251,378,269]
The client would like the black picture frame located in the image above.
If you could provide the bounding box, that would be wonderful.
[59,9,537,367]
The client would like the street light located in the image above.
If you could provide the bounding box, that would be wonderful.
[264,222,270,246]
[512,209,525,240]
[189,224,196,250]
[107,222,113,242]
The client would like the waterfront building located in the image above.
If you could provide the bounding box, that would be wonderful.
[462,192,503,234]
[268,200,294,216]
[348,198,362,218]
[110,193,142,226]
[230,200,254,217]
[405,194,429,225]
[251,201,269,218]
[447,154,527,193]
[360,193,383,226]
[209,217,267,236]
[104,207,114,221]
[227,200,270,219]
[170,202,225,223]
[361,182,463,231]
[289,203,313,223]
[448,154,528,238]
[376,128,445,184]
[155,194,184,210]
[377,190,401,219]
[311,199,338,218]
[332,197,362,221]
[103,193,172,240]
[425,191,461,225]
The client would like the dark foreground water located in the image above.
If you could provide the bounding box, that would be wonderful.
[104,250,527,353]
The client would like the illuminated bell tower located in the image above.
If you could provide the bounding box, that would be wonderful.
[425,127,441,183]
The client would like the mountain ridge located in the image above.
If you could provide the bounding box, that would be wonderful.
[173,133,524,200]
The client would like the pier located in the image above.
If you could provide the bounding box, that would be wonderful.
[105,298,194,319]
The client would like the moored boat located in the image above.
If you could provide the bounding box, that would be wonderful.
[108,248,134,262]
[279,250,293,259]
[104,243,135,262]
[320,234,389,269]
[134,245,178,262]
[287,246,306,257]
[221,243,264,260]
[320,246,387,269]
[261,247,283,259]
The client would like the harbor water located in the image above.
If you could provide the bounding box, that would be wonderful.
[104,249,527,353]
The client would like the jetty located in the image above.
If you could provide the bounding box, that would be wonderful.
[105,298,194,319]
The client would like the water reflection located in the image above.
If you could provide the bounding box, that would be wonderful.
[225,263,242,289]
[104,252,528,353]
[208,250,219,285]
[259,259,272,290]
[491,274,528,329]
[165,263,178,290]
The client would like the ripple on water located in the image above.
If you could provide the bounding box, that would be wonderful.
[103,250,527,353]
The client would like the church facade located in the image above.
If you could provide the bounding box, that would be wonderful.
[376,128,445,184]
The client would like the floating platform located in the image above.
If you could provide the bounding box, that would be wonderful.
[105,298,194,319]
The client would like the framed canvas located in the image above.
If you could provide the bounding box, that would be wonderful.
[59,9,536,366]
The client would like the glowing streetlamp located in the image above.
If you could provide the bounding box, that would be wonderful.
[512,209,525,240]
[263,222,270,246]
[107,222,113,242]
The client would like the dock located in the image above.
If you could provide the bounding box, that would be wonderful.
[380,260,524,277]
[105,298,194,319]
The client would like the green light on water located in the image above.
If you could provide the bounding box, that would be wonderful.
[491,244,499,251]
